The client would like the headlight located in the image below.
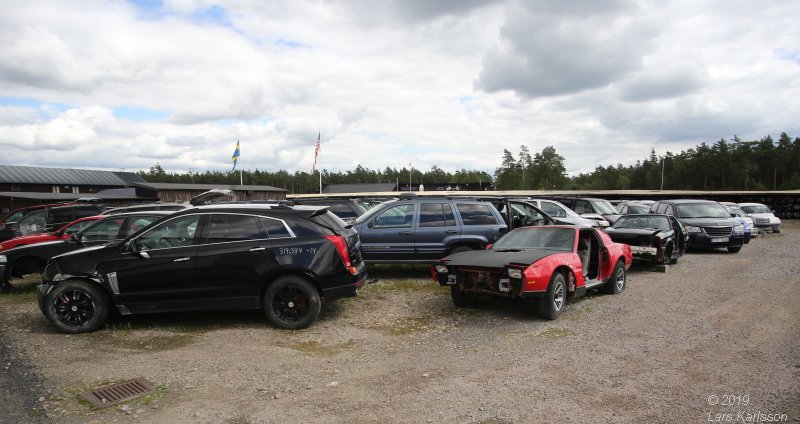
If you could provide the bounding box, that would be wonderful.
[773,217,781,224]
[0,255,6,263]
[598,220,609,227]
[686,225,701,233]
[507,268,523,279]
[434,265,448,274]
[732,224,744,235]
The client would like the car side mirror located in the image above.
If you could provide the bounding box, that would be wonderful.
[731,213,736,218]
[368,222,374,229]
[70,233,81,243]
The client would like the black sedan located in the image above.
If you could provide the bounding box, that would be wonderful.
[604,214,688,265]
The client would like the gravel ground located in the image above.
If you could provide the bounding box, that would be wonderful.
[0,223,798,424]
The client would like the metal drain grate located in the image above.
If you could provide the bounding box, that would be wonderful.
[81,377,155,408]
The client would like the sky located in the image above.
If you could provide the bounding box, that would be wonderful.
[1,0,798,177]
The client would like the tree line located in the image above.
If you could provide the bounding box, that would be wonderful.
[139,132,799,192]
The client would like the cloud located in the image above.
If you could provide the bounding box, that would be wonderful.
[0,0,798,179]
[474,0,660,99]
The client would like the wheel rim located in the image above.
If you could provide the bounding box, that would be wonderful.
[553,280,565,311]
[53,289,95,327]
[615,267,625,290]
[272,285,311,323]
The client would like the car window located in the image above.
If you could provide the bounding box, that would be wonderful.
[124,216,162,237]
[47,208,74,225]
[206,214,265,243]
[373,204,415,228]
[540,201,567,218]
[419,203,456,227]
[629,204,650,214]
[675,203,729,219]
[492,227,575,251]
[593,200,617,214]
[82,217,126,242]
[740,204,771,214]
[656,203,668,214]
[573,200,593,214]
[17,210,47,235]
[3,210,26,223]
[64,219,95,235]
[137,215,201,250]
[456,203,498,225]
[260,217,293,238]
[327,203,358,218]
[665,205,675,216]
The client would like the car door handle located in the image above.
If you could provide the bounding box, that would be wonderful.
[398,231,412,236]
[249,247,267,252]
[445,230,458,234]
[173,257,191,262]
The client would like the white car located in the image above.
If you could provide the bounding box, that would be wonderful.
[522,198,606,227]
[738,202,781,233]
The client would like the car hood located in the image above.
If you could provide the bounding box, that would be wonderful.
[1,239,65,256]
[605,228,663,237]
[51,242,119,262]
[679,217,740,227]
[442,248,563,268]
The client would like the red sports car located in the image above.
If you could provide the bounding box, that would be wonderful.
[432,225,633,319]
[0,216,101,252]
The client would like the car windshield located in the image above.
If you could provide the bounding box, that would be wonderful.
[491,227,575,252]
[675,203,730,219]
[592,200,618,215]
[354,200,395,224]
[740,204,771,214]
[613,215,671,231]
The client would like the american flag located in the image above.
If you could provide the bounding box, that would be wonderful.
[311,132,320,173]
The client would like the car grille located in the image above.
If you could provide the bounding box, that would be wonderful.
[755,218,770,224]
[703,226,732,237]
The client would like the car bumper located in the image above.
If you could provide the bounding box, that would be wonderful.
[36,283,55,314]
[688,234,744,248]
[629,246,658,256]
[321,277,367,300]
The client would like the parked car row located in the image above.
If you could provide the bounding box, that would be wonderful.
[0,193,784,334]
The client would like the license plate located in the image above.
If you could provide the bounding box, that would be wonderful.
[711,237,729,243]
[447,274,457,285]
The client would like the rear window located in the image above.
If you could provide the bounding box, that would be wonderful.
[260,217,292,238]
[47,208,75,225]
[456,203,499,225]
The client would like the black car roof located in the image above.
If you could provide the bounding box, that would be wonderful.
[657,199,719,204]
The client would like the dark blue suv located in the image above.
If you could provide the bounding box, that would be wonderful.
[352,196,507,263]
[649,199,745,253]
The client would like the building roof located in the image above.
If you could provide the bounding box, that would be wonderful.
[0,191,154,201]
[322,183,398,194]
[134,182,286,192]
[0,165,145,186]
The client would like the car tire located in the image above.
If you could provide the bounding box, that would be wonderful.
[450,285,478,308]
[537,272,567,320]
[44,279,110,334]
[449,246,473,255]
[727,245,742,253]
[603,261,626,295]
[263,276,321,330]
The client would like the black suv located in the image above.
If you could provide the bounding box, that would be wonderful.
[36,204,367,333]
[351,195,507,263]
[0,204,104,241]
[1,211,174,291]
[648,199,745,253]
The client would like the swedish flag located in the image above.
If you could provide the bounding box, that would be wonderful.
[231,139,240,171]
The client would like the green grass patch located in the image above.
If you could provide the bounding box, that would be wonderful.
[363,279,441,296]
[274,339,356,356]
[539,327,573,338]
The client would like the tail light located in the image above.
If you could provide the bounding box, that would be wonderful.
[324,235,359,275]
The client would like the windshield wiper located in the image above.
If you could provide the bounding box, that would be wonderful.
[493,248,524,252]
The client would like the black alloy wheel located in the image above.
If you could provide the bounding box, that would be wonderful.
[264,276,321,330]
[45,280,110,334]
